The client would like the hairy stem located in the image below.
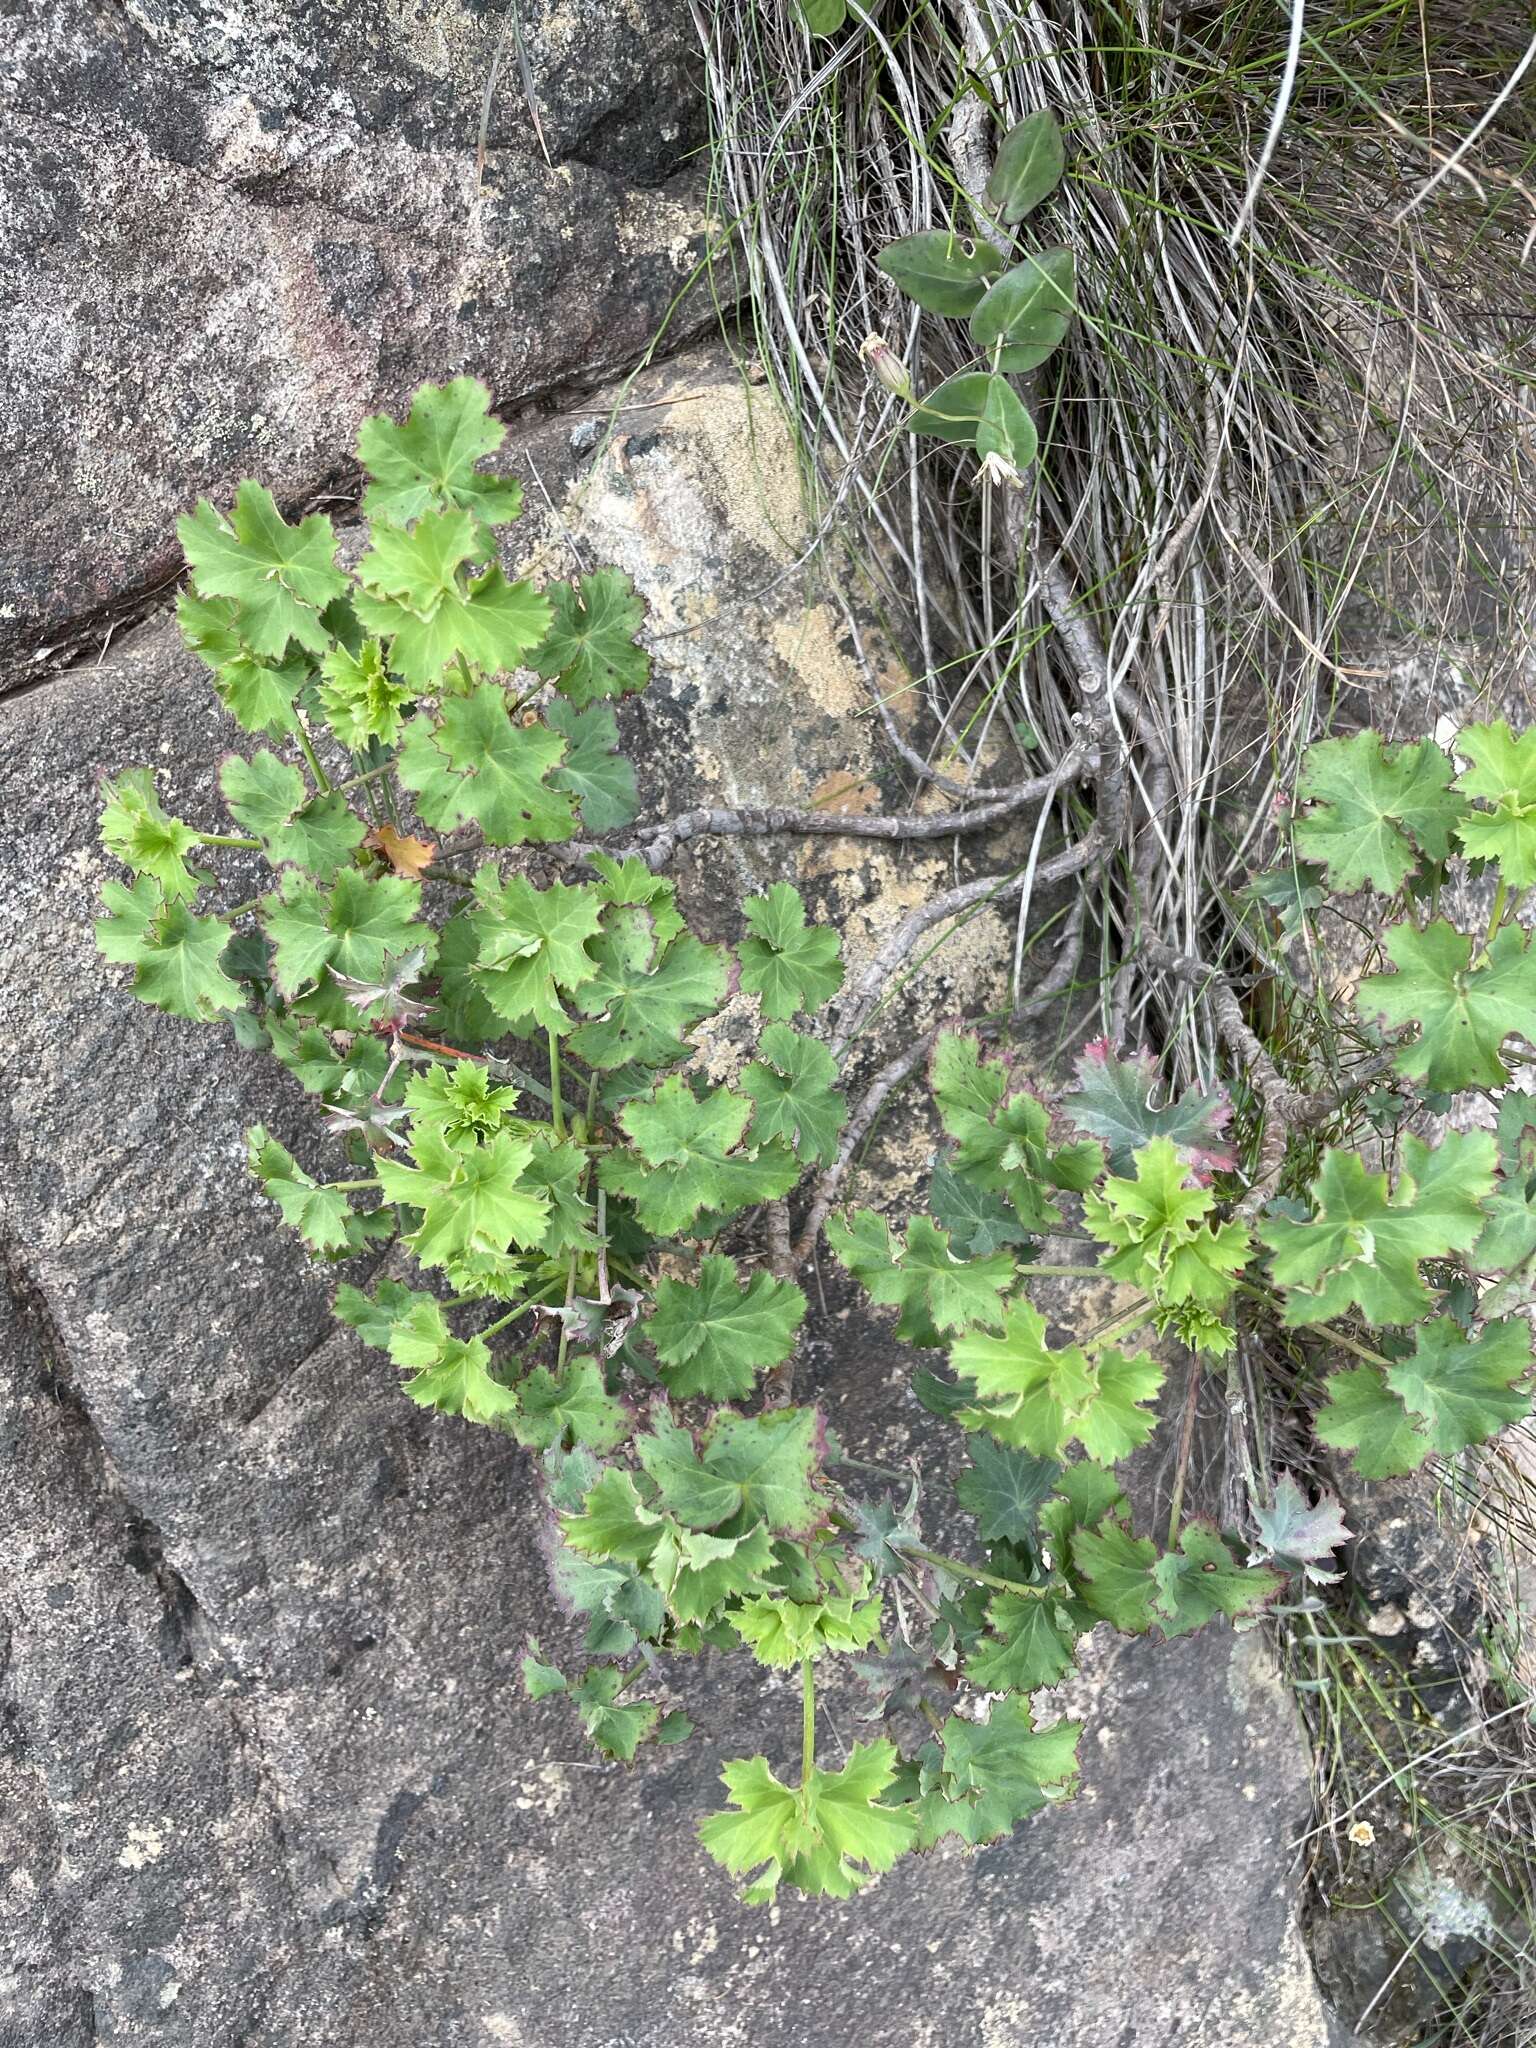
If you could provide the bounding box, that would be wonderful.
[904,1544,1054,1600]
[548,1030,566,1140]
[801,1656,816,1785]
[295,720,333,796]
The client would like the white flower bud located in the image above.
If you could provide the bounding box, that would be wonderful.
[859,332,914,404]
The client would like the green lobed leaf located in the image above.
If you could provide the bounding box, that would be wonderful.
[248,1125,360,1255]
[546,696,639,833]
[568,904,730,1072]
[1291,730,1461,892]
[844,1488,923,1582]
[827,1210,1014,1346]
[651,1520,779,1626]
[1384,1315,1532,1457]
[950,1302,1164,1462]
[699,1739,917,1903]
[466,866,604,1033]
[1455,720,1536,883]
[1472,1170,1536,1274]
[260,867,436,1002]
[96,880,244,1022]
[353,508,551,686]
[954,1438,1060,1549]
[1357,920,1536,1091]
[374,1127,550,1269]
[562,1468,664,1564]
[1071,1519,1159,1632]
[732,1579,885,1668]
[1083,1138,1251,1353]
[738,883,844,1019]
[316,639,415,750]
[396,1329,519,1426]
[927,1159,1033,1259]
[928,1029,1065,1229]
[740,1024,846,1167]
[573,1665,658,1762]
[177,590,308,736]
[648,1254,807,1402]
[508,1356,630,1453]
[334,1277,437,1349]
[521,1140,600,1255]
[521,1639,568,1700]
[178,482,349,660]
[598,1076,800,1236]
[357,376,524,534]
[1150,1525,1281,1637]
[396,685,575,844]
[637,1403,827,1538]
[1262,1131,1495,1326]
[1313,1365,1430,1478]
[219,750,366,879]
[963,1591,1078,1692]
[401,1061,522,1144]
[914,1700,1080,1848]
[100,767,206,902]
[530,568,650,706]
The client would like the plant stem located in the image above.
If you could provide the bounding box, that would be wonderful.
[903,1544,1053,1600]
[1166,1352,1202,1547]
[1484,877,1509,951]
[481,1305,527,1338]
[1234,1280,1396,1369]
[196,831,262,850]
[295,721,332,795]
[801,1657,816,1785]
[612,1656,649,1699]
[548,1030,566,1139]
[1080,1296,1153,1352]
[337,761,401,795]
[326,1178,377,1192]
[1013,1262,1102,1278]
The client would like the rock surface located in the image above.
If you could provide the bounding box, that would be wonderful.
[0,333,1343,2042]
[1,0,713,682]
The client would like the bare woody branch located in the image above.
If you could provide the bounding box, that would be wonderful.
[427,755,1093,884]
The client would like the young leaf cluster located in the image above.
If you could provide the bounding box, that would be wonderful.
[874,109,1074,486]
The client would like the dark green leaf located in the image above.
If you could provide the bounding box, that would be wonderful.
[875,231,1002,316]
[985,108,1067,223]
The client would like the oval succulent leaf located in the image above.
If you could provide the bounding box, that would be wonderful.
[794,0,847,31]
[969,247,1076,371]
[985,107,1067,224]
[908,373,1037,470]
[876,230,1004,316]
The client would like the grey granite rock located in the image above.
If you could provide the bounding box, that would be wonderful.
[1,0,712,683]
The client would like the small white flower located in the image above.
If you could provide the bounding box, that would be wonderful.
[975,448,1025,491]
